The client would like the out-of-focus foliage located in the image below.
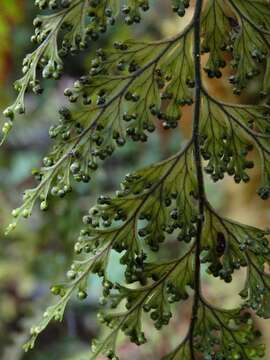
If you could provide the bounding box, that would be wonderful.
[0,0,23,85]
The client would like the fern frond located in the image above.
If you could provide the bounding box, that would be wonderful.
[6,26,194,233]
[4,0,270,359]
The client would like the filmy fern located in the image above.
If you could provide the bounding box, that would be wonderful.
[2,0,270,359]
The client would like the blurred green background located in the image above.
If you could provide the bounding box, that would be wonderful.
[0,1,270,359]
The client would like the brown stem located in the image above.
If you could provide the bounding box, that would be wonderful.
[189,0,205,358]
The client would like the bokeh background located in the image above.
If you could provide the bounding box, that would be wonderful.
[0,1,270,359]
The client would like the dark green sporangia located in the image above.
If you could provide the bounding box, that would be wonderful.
[2,0,270,359]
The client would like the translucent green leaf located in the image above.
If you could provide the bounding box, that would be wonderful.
[201,0,230,77]
[195,301,265,359]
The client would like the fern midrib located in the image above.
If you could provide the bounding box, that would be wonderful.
[189,0,205,358]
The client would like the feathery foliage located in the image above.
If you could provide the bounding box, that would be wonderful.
[2,0,270,359]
